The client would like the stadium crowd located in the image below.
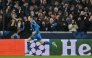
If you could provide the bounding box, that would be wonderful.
[0,0,92,32]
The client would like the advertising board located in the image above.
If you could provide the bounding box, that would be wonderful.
[0,39,92,56]
[25,39,92,56]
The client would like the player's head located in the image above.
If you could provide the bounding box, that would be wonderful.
[28,15,32,22]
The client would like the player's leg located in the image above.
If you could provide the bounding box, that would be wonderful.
[39,40,57,47]
[27,37,31,52]
[39,39,52,45]
[25,35,35,54]
[37,33,57,47]
[25,37,32,54]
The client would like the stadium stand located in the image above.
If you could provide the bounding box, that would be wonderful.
[0,0,92,32]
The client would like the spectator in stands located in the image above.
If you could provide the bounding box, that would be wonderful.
[29,0,40,6]
[0,0,3,9]
[42,0,49,10]
[60,18,68,31]
[14,1,22,16]
[77,17,82,31]
[40,21,48,31]
[22,1,29,16]
[11,11,24,33]
[43,16,49,25]
[7,19,17,31]
[6,0,14,9]
[54,1,61,10]
[62,3,70,16]
[73,0,80,6]
[23,16,30,31]
[79,11,89,32]
[0,14,2,30]
[66,17,71,25]
[88,0,92,12]
[16,17,24,33]
[89,15,92,31]
[68,20,78,32]
[48,18,57,31]
[29,6,34,17]
[5,7,13,29]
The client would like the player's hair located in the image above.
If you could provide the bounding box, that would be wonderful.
[27,15,33,18]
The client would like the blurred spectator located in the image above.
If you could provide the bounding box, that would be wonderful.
[77,17,82,31]
[78,11,90,32]
[62,3,70,16]
[6,0,14,8]
[0,0,3,9]
[89,15,92,31]
[23,16,30,31]
[29,0,40,6]
[42,0,49,10]
[16,17,24,33]
[68,20,78,32]
[22,2,29,16]
[88,0,92,12]
[60,18,68,31]
[7,19,17,31]
[48,18,57,31]
[0,14,2,30]
[11,12,24,33]
[40,21,48,31]
[65,17,71,23]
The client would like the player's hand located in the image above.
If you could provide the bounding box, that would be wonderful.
[32,31,36,35]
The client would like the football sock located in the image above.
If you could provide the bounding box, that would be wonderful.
[27,42,30,51]
[44,41,52,45]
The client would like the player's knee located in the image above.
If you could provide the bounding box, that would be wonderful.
[27,38,31,42]
[41,42,44,45]
[39,40,44,45]
[27,40,31,42]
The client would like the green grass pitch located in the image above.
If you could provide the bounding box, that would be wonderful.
[0,56,92,58]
